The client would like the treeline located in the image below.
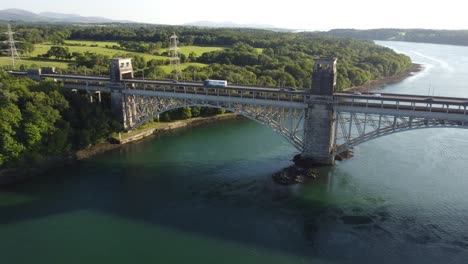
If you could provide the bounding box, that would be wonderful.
[325,29,468,46]
[67,25,288,47]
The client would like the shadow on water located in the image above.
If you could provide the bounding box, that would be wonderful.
[2,119,468,263]
[0,163,354,252]
[0,159,416,263]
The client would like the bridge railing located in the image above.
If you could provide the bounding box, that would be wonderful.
[121,81,307,104]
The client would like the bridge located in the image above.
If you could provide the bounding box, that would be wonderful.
[8,57,468,165]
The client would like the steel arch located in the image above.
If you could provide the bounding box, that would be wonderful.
[123,95,305,151]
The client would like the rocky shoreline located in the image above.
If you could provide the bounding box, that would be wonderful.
[0,114,241,188]
[272,166,319,185]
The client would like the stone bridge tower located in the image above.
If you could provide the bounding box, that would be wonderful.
[298,57,337,166]
[109,58,134,123]
[110,58,134,81]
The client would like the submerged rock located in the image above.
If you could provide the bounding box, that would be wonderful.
[272,165,319,185]
[335,150,354,161]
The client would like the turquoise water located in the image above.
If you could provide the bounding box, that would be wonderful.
[1,41,468,263]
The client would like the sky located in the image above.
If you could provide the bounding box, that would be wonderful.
[2,0,468,30]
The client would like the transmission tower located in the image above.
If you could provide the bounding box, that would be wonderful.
[169,32,181,80]
[3,24,22,69]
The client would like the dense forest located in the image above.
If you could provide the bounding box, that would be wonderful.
[0,23,414,169]
[325,28,468,46]
[0,71,118,167]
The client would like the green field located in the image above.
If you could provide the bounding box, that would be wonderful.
[161,45,224,57]
[33,43,168,61]
[1,40,224,70]
[0,57,70,69]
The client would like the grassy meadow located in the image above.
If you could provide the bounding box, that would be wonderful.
[0,40,224,72]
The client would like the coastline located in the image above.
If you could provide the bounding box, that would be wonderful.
[345,63,423,93]
[0,113,241,188]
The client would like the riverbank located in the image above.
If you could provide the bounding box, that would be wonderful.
[0,113,241,188]
[76,113,241,160]
[346,63,423,92]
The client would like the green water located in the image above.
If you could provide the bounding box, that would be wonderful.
[1,41,468,263]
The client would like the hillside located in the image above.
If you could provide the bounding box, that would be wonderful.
[0,8,133,23]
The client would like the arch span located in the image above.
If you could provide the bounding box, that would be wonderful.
[123,95,306,151]
[335,112,468,155]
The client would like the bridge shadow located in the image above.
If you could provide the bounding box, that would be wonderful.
[0,158,399,263]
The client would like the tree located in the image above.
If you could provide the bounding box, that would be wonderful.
[18,41,35,55]
[0,87,23,166]
[145,66,166,79]
[22,123,42,147]
[46,46,70,60]
[191,106,201,117]
[181,107,192,119]
[0,134,23,167]
[188,52,197,62]
[257,76,276,86]
[160,112,171,122]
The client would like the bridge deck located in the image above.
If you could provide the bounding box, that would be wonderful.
[8,70,468,117]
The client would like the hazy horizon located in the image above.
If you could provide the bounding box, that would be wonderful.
[1,0,468,30]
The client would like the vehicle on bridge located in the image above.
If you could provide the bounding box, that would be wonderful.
[204,79,228,87]
[280,87,297,91]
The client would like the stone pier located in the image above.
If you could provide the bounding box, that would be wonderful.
[298,58,337,166]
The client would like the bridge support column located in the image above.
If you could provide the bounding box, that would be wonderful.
[110,89,123,118]
[299,103,336,165]
[96,91,101,103]
[297,57,338,167]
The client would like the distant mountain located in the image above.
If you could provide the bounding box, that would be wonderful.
[184,21,278,30]
[0,9,44,21]
[0,8,134,23]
